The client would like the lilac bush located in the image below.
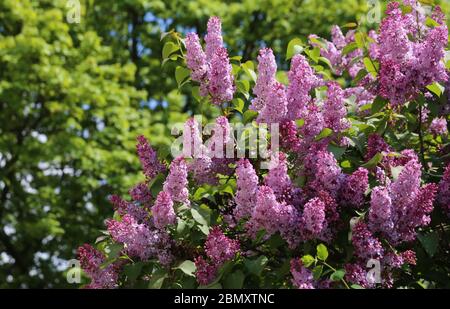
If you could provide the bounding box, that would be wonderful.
[77,0,450,289]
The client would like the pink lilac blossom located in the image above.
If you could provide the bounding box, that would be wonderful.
[246,185,299,243]
[264,152,292,200]
[234,159,259,220]
[163,157,190,206]
[287,54,321,120]
[208,116,231,157]
[396,183,437,241]
[438,164,450,214]
[280,120,302,152]
[192,116,234,184]
[183,118,204,158]
[394,149,419,166]
[368,155,438,244]
[191,155,217,185]
[340,167,369,208]
[390,158,422,217]
[420,107,430,123]
[152,191,176,230]
[185,33,208,82]
[106,214,173,264]
[344,86,376,113]
[129,183,152,205]
[401,250,417,265]
[368,186,394,235]
[290,259,315,289]
[183,118,217,185]
[323,82,350,133]
[205,16,223,60]
[301,103,324,141]
[277,203,301,248]
[365,133,393,166]
[109,194,149,223]
[302,197,326,237]
[106,214,155,260]
[351,221,384,260]
[316,190,340,241]
[344,263,373,289]
[136,135,165,180]
[185,17,235,104]
[208,47,235,104]
[194,256,217,286]
[247,186,282,237]
[309,25,363,77]
[251,48,277,112]
[384,252,405,269]
[77,244,119,289]
[429,117,448,135]
[205,226,240,264]
[257,81,288,124]
[377,2,448,105]
[304,145,343,197]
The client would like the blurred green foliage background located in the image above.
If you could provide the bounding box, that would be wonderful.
[0,0,449,288]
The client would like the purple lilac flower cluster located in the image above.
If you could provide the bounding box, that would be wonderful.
[185,17,235,104]
[194,227,240,285]
[309,25,363,78]
[78,4,449,289]
[375,1,448,106]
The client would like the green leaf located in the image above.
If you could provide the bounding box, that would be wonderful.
[330,269,345,281]
[106,243,123,260]
[175,66,191,88]
[425,17,440,28]
[245,256,268,276]
[198,224,210,235]
[351,284,364,289]
[176,218,187,235]
[354,32,365,49]
[243,110,258,124]
[316,244,328,261]
[372,96,388,114]
[308,47,321,63]
[233,98,245,114]
[148,269,168,289]
[241,61,257,82]
[191,208,209,226]
[124,262,143,282]
[343,22,358,29]
[319,57,333,70]
[236,80,250,99]
[286,38,304,60]
[315,128,333,141]
[376,117,388,135]
[418,232,439,257]
[301,255,316,267]
[192,86,201,102]
[162,41,179,59]
[362,153,383,168]
[353,68,368,85]
[223,270,245,289]
[176,260,197,277]
[342,42,359,56]
[426,82,444,97]
[363,57,377,77]
[328,144,346,160]
[160,30,174,41]
[312,265,323,280]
